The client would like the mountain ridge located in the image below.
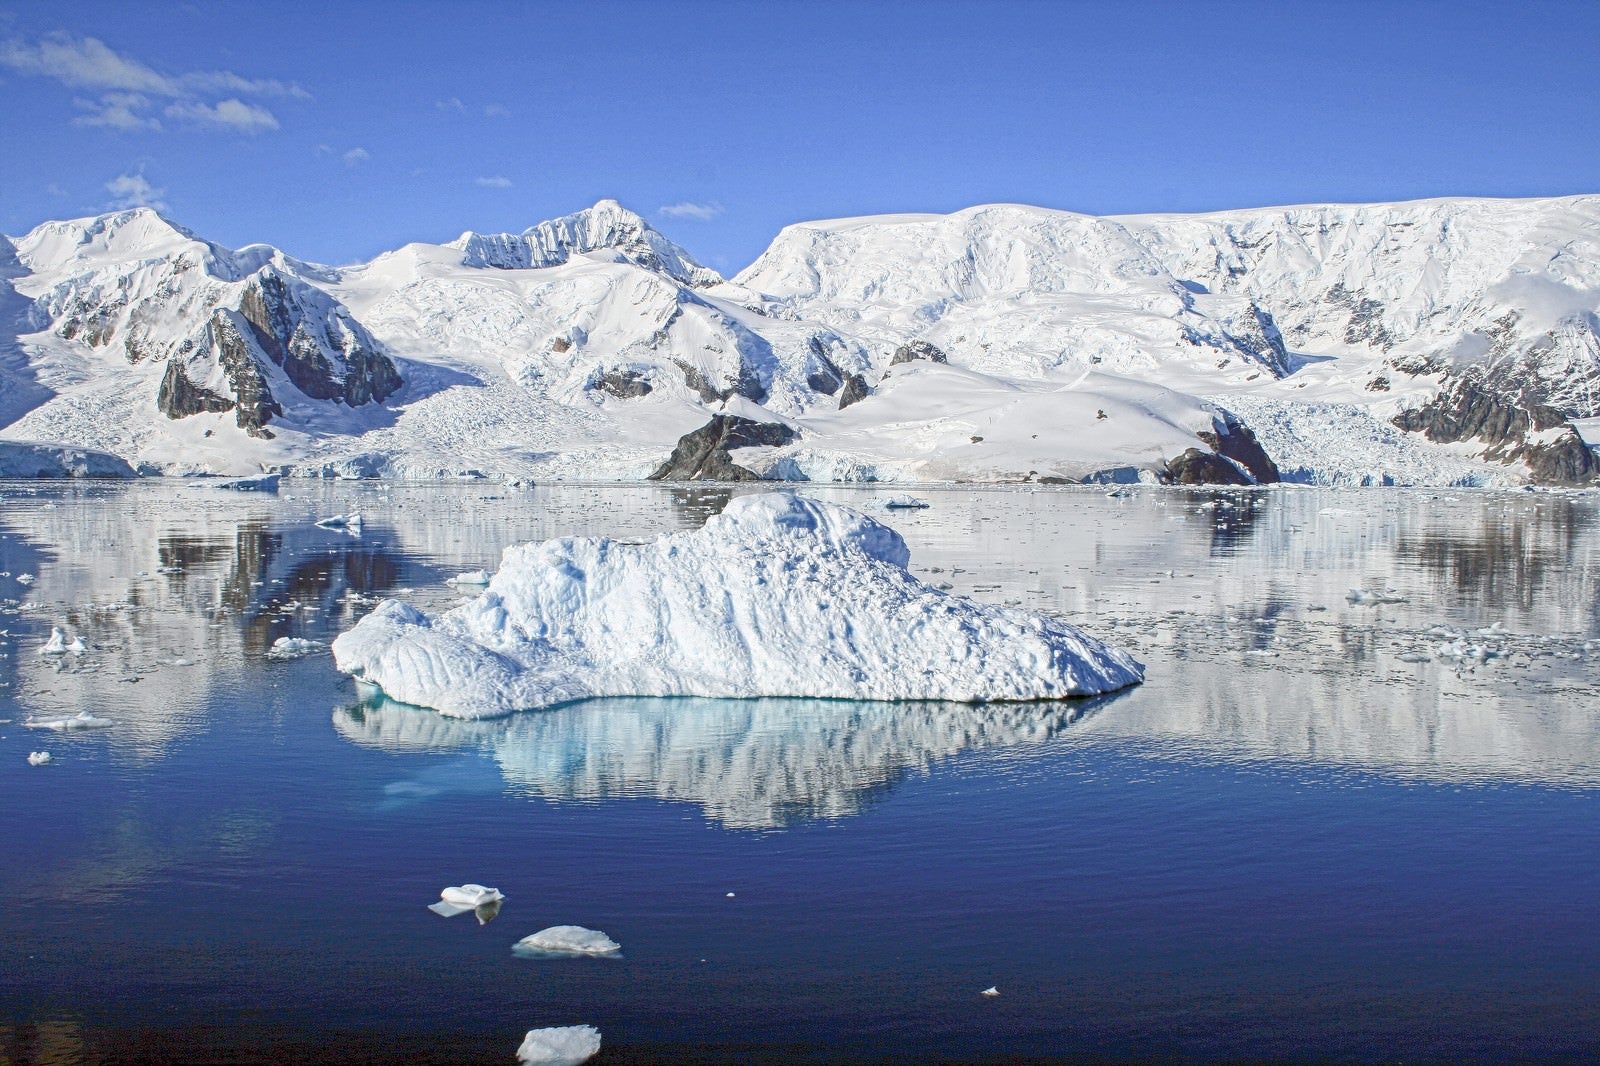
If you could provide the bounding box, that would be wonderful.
[3,194,1597,485]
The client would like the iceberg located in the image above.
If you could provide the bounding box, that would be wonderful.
[332,493,1143,718]
[516,1025,601,1066]
[27,751,52,766]
[513,926,622,958]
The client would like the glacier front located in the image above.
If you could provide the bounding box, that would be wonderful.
[330,493,1143,717]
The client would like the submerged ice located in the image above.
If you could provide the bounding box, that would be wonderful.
[332,493,1143,718]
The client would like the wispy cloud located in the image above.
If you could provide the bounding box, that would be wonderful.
[73,91,161,130]
[475,176,513,188]
[164,97,279,132]
[1,32,305,134]
[436,96,465,112]
[1,33,174,93]
[659,200,724,222]
[483,103,511,118]
[342,146,370,167]
[105,172,165,211]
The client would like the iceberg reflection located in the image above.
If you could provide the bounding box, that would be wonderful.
[334,693,1117,828]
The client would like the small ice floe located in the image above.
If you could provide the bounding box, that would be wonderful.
[1346,588,1407,606]
[1396,651,1433,664]
[446,570,493,586]
[25,711,112,731]
[725,892,736,898]
[516,1025,601,1066]
[17,573,35,586]
[267,637,326,661]
[980,986,1000,997]
[316,513,363,533]
[37,626,86,656]
[217,473,281,492]
[27,751,51,766]
[881,495,930,510]
[429,884,504,923]
[513,926,622,958]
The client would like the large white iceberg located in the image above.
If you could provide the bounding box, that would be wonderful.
[516,1025,601,1066]
[332,493,1143,718]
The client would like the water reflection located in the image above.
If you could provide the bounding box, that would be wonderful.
[335,693,1118,829]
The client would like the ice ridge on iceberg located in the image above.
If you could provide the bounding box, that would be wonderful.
[331,493,1144,718]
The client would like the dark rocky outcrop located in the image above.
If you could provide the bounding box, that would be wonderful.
[209,311,283,437]
[1165,448,1253,486]
[889,340,949,367]
[1197,412,1280,484]
[238,271,401,406]
[157,358,234,420]
[648,414,799,481]
[804,337,844,395]
[674,359,768,405]
[1393,373,1597,484]
[838,373,871,410]
[594,367,653,399]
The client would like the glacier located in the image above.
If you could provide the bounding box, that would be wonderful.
[4,195,1600,485]
[330,493,1144,718]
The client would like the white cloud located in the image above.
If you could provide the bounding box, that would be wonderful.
[436,96,465,112]
[483,103,511,118]
[73,91,161,131]
[182,71,310,100]
[105,172,166,211]
[343,146,370,167]
[163,97,278,132]
[475,176,513,188]
[2,32,306,134]
[1,33,174,94]
[658,200,724,222]
[46,182,68,197]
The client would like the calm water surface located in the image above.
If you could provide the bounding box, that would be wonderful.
[1,481,1597,1064]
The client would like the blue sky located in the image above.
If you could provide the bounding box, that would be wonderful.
[2,0,1597,274]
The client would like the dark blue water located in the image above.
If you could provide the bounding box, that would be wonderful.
[1,482,1597,1063]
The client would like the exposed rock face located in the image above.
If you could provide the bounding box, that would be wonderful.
[238,270,401,406]
[1197,412,1280,484]
[1166,448,1253,486]
[1393,373,1597,484]
[648,414,800,481]
[594,367,652,399]
[156,358,234,420]
[838,373,871,410]
[889,340,949,367]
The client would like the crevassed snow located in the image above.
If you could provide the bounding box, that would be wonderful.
[332,493,1143,718]
[513,926,622,958]
[516,1025,601,1066]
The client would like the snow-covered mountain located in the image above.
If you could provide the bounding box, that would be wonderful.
[2,195,1597,484]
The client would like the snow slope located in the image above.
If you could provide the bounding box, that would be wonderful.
[3,195,1598,484]
[331,493,1144,716]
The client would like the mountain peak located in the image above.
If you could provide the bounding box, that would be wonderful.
[448,199,721,286]
[15,208,218,276]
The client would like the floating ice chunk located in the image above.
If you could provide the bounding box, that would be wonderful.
[881,495,930,510]
[336,496,1141,718]
[1396,651,1432,663]
[25,711,112,731]
[1346,588,1407,606]
[513,926,621,958]
[516,1025,601,1066]
[981,986,1000,997]
[27,751,51,765]
[217,473,281,492]
[38,626,85,656]
[446,569,493,586]
[17,574,35,586]
[440,884,503,907]
[267,637,326,661]
[316,513,363,533]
